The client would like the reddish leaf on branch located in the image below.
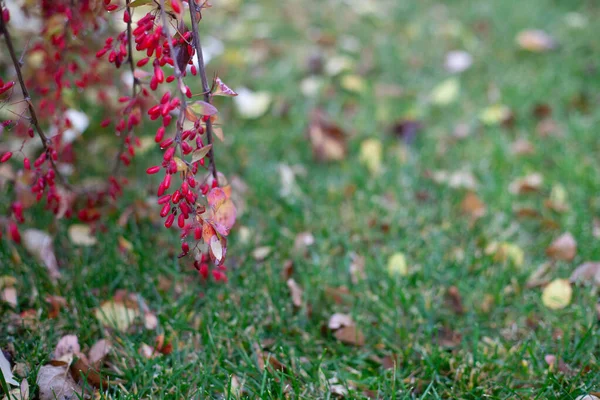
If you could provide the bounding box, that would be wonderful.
[212,77,238,97]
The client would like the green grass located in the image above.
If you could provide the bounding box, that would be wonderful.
[2,0,600,398]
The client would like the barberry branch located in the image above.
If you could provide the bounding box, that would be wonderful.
[159,0,189,152]
[111,0,140,177]
[0,12,71,189]
[188,1,218,184]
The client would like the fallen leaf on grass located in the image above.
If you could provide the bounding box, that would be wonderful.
[479,105,511,126]
[516,29,556,52]
[544,354,571,374]
[293,232,315,253]
[511,139,535,156]
[328,313,354,330]
[37,362,83,400]
[542,279,572,310]
[286,278,303,308]
[570,262,600,287]
[461,192,486,220]
[387,252,408,276]
[349,253,366,284]
[252,246,272,261]
[546,232,577,261]
[308,109,347,162]
[334,325,365,346]
[0,350,18,386]
[233,87,272,119]
[54,335,80,360]
[526,263,553,288]
[1,277,17,308]
[444,50,472,73]
[359,138,383,175]
[88,339,111,367]
[22,229,60,280]
[430,78,460,105]
[445,286,464,314]
[95,300,139,332]
[431,170,477,190]
[509,173,543,194]
[485,242,524,267]
[46,295,67,319]
[68,224,97,246]
[437,326,462,348]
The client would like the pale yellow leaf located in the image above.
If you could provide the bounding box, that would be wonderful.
[542,279,572,310]
[387,252,408,276]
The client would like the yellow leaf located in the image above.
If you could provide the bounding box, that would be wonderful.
[94,300,140,332]
[340,74,366,93]
[479,105,511,126]
[359,138,383,175]
[430,78,460,106]
[387,252,408,276]
[542,279,572,310]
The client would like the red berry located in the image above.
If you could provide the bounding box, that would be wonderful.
[0,152,13,163]
[146,165,161,175]
[164,213,175,228]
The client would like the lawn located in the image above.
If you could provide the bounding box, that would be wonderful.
[2,0,600,398]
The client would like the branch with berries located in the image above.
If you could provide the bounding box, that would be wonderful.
[0,0,237,281]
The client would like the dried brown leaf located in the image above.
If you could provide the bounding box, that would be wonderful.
[286,278,303,308]
[570,262,600,286]
[334,325,365,346]
[328,313,354,330]
[308,109,347,162]
[22,229,60,280]
[445,286,464,314]
[509,173,543,195]
[37,362,83,400]
[88,339,111,367]
[546,232,577,261]
[54,335,80,360]
[460,192,486,220]
[46,295,67,319]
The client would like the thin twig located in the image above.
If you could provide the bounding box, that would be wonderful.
[188,0,218,184]
[0,13,71,189]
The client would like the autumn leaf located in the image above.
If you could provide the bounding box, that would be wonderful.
[22,229,60,280]
[359,138,383,175]
[190,144,212,164]
[212,76,238,97]
[387,252,408,276]
[546,232,577,261]
[308,109,347,162]
[509,173,543,194]
[0,351,18,386]
[37,362,83,400]
[461,191,486,220]
[94,300,139,332]
[445,286,465,314]
[286,278,303,308]
[542,279,572,309]
[516,29,556,52]
[54,335,80,360]
[430,78,460,105]
[68,224,97,246]
[334,325,365,346]
[570,262,600,287]
[234,88,272,119]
